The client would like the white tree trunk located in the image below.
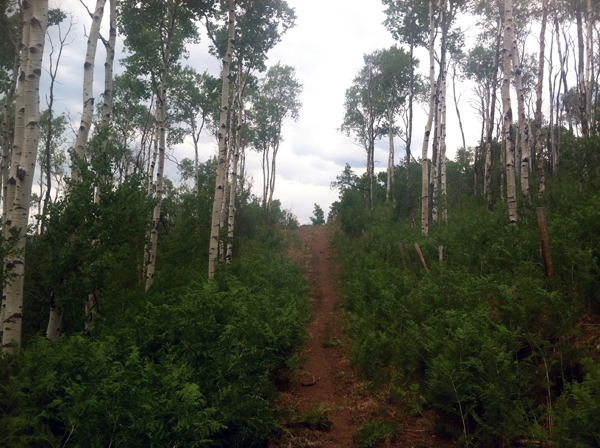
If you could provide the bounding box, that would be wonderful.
[441,62,448,223]
[585,0,593,124]
[2,0,48,352]
[3,4,33,243]
[145,0,178,290]
[267,125,282,212]
[575,0,589,136]
[145,65,169,290]
[421,0,436,236]
[226,73,244,264]
[386,105,394,203]
[535,0,548,197]
[101,0,116,128]
[208,0,236,280]
[502,0,518,224]
[72,0,106,181]
[511,19,530,199]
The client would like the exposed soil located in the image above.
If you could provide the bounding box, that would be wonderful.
[271,225,454,448]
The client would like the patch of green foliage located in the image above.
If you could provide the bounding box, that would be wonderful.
[310,203,325,225]
[2,131,309,446]
[354,419,399,447]
[1,238,310,447]
[289,403,335,431]
[552,358,600,447]
[331,131,600,446]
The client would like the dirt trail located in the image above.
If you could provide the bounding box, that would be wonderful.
[273,225,452,448]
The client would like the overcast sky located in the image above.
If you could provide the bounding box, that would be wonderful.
[42,0,482,224]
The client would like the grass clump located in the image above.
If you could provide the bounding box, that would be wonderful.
[293,403,335,431]
[354,419,400,447]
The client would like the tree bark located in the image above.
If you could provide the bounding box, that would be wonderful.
[511,13,530,199]
[585,0,593,128]
[208,0,236,280]
[386,104,394,203]
[575,0,589,136]
[267,126,281,212]
[421,0,436,236]
[485,14,502,212]
[407,2,416,228]
[226,68,245,264]
[145,0,178,290]
[535,0,548,197]
[0,2,25,343]
[439,0,448,223]
[100,0,116,128]
[502,0,518,224]
[2,0,48,352]
[553,0,572,133]
[72,0,106,181]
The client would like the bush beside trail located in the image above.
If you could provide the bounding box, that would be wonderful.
[332,161,600,447]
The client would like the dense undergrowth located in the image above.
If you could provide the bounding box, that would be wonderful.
[0,138,309,447]
[1,234,310,447]
[332,135,600,446]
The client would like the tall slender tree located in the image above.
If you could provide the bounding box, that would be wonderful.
[421,0,437,235]
[208,0,236,281]
[502,0,518,224]
[340,54,386,209]
[535,0,548,197]
[382,0,429,228]
[120,0,213,288]
[1,0,48,352]
[372,46,411,204]
[72,0,106,182]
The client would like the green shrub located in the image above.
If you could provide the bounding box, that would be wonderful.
[1,237,310,447]
[552,358,600,448]
[354,419,400,448]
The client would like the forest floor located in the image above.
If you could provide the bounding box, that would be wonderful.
[271,225,454,448]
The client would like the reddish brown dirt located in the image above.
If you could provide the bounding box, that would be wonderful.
[271,225,454,448]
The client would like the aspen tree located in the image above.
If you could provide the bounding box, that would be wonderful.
[510,5,530,199]
[226,69,244,264]
[72,0,106,182]
[145,20,173,290]
[485,15,502,212]
[373,47,410,205]
[44,14,76,341]
[100,0,116,128]
[1,14,21,236]
[4,3,33,243]
[209,0,236,280]
[502,0,518,224]
[575,0,589,136]
[261,64,301,211]
[2,0,48,352]
[407,0,416,228]
[585,0,593,126]
[553,0,572,135]
[0,0,24,343]
[386,104,394,203]
[421,0,436,236]
[535,0,548,197]
[440,67,448,223]
[429,81,440,224]
[367,61,375,209]
[381,0,425,228]
[439,0,448,223]
[84,0,116,333]
[340,58,383,210]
